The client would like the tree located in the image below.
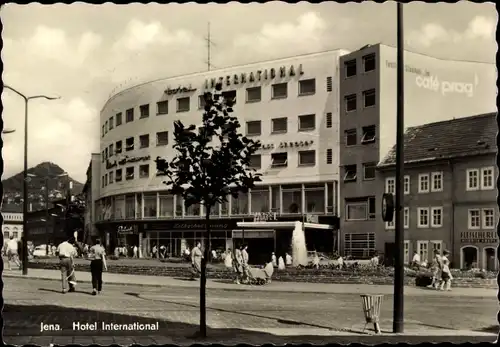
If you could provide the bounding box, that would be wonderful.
[155,82,261,337]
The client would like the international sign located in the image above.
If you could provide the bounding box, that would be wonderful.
[253,212,277,222]
[460,231,497,243]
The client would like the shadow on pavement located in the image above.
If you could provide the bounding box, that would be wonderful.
[38,288,94,296]
[475,325,499,334]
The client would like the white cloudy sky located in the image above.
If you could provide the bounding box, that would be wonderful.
[1,2,496,182]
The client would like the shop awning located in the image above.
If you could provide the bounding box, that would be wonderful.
[236,221,333,230]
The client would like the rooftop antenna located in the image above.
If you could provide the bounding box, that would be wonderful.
[205,22,217,71]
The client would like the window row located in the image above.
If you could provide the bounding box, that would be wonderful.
[417,207,444,228]
[344,54,376,78]
[101,78,324,137]
[344,89,376,112]
[246,113,333,136]
[344,125,376,147]
[417,172,444,193]
[96,182,338,220]
[343,162,378,182]
[466,167,494,191]
[101,132,169,162]
[385,176,410,195]
[468,208,496,230]
[102,165,151,187]
[251,150,334,169]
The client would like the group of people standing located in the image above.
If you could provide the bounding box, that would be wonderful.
[428,249,453,291]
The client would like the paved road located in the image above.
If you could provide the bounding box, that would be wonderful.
[3,277,497,345]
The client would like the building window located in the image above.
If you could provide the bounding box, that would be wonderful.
[363,162,376,180]
[482,208,495,229]
[404,241,410,264]
[344,165,357,182]
[468,209,481,229]
[116,112,122,126]
[271,153,288,168]
[115,140,122,154]
[271,117,287,134]
[298,78,316,96]
[143,193,157,218]
[249,154,261,170]
[272,83,288,99]
[362,54,376,72]
[431,207,443,227]
[361,125,376,144]
[101,125,105,138]
[139,134,149,149]
[417,207,429,228]
[103,174,107,187]
[304,183,325,213]
[139,164,150,178]
[344,233,376,259]
[239,122,259,139]
[345,59,356,78]
[298,114,315,131]
[404,207,410,229]
[466,169,479,191]
[105,147,108,160]
[109,144,114,157]
[481,167,494,190]
[231,192,248,215]
[404,175,410,194]
[109,116,114,130]
[326,148,333,164]
[246,87,261,102]
[109,171,114,184]
[418,174,429,193]
[298,150,315,166]
[221,90,236,105]
[326,113,333,128]
[363,89,376,108]
[344,197,375,222]
[417,241,429,264]
[345,129,357,146]
[431,172,443,192]
[385,177,395,194]
[159,194,174,217]
[140,104,150,118]
[105,121,108,134]
[368,197,376,219]
[345,94,357,112]
[157,100,168,115]
[177,97,190,112]
[116,169,123,182]
[198,95,206,109]
[126,108,134,123]
[126,167,134,180]
[125,137,134,151]
[250,188,269,213]
[431,241,442,256]
[156,131,168,146]
[326,76,333,92]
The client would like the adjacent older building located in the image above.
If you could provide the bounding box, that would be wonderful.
[2,203,23,242]
[338,43,496,260]
[82,154,101,244]
[378,113,496,269]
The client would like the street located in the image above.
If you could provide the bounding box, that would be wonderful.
[3,277,498,345]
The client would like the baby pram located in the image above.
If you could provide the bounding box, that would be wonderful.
[245,263,274,285]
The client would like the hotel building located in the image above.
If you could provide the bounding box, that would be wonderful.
[338,43,496,265]
[94,50,349,263]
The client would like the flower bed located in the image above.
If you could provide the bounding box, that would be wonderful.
[28,259,496,288]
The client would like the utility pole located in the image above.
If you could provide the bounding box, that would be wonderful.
[204,22,216,71]
[45,179,49,254]
[393,1,405,334]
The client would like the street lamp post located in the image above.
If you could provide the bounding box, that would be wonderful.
[4,85,60,276]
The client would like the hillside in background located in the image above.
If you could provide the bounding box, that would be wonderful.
[2,162,83,211]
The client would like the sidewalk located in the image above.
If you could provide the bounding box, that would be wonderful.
[4,268,495,297]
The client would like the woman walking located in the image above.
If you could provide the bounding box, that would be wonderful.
[89,239,107,295]
[439,250,453,291]
[191,242,203,280]
[428,249,442,289]
[233,244,243,284]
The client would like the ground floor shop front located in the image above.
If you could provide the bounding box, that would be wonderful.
[96,215,339,265]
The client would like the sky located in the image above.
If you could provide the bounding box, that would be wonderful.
[1,2,496,183]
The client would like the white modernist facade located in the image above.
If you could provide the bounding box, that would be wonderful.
[97,50,348,221]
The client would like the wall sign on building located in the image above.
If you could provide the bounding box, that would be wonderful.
[204,64,304,89]
[253,212,278,222]
[165,86,197,95]
[106,155,151,170]
[460,231,497,243]
[117,225,135,234]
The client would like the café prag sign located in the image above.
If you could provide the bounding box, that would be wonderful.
[205,64,304,89]
[106,155,151,170]
[165,86,197,95]
[460,231,497,243]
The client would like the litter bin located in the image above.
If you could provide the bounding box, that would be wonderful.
[360,294,384,334]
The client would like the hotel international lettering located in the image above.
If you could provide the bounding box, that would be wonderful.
[205,64,304,89]
[460,231,497,243]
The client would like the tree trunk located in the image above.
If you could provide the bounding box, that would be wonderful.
[200,205,211,337]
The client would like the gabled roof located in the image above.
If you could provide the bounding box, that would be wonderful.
[378,112,497,167]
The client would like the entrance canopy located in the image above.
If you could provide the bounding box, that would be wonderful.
[236,221,334,230]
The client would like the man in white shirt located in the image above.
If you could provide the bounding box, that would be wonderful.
[6,235,20,271]
[57,237,78,293]
[412,251,421,268]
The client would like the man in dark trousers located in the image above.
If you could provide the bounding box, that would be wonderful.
[57,237,78,293]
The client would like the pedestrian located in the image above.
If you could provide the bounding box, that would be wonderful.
[411,251,421,269]
[271,252,277,267]
[428,249,443,289]
[312,251,320,269]
[278,256,286,270]
[285,252,292,266]
[57,237,78,294]
[133,245,138,258]
[191,241,203,280]
[233,244,243,284]
[6,235,21,271]
[224,249,233,269]
[241,244,250,284]
[211,249,217,262]
[151,244,157,258]
[89,238,108,295]
[439,250,453,291]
